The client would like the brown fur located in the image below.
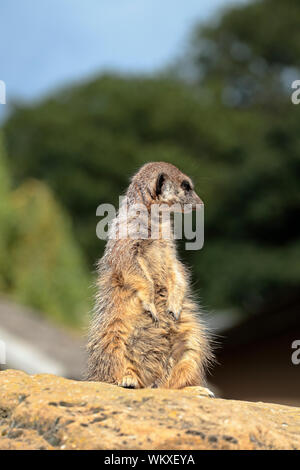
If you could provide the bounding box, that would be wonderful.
[86,162,212,388]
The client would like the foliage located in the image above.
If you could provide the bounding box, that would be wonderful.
[0,133,91,326]
[9,180,91,326]
[3,0,300,315]
[0,132,15,291]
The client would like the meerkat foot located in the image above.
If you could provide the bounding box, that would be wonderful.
[206,388,215,398]
[150,380,160,388]
[185,386,215,398]
[118,374,140,389]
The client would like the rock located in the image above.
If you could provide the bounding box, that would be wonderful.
[0,369,299,450]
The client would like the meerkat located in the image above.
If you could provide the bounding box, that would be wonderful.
[86,162,213,391]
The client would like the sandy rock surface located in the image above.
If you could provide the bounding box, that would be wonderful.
[0,369,299,450]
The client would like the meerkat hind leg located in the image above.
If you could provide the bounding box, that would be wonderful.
[163,322,211,391]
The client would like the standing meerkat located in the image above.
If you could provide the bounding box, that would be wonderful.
[86,162,213,391]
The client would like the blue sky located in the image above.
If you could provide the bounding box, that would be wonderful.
[0,0,245,108]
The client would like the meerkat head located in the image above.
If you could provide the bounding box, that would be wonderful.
[128,162,203,211]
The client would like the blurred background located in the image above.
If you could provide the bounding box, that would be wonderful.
[0,0,299,405]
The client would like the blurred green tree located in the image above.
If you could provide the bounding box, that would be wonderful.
[3,76,216,265]
[3,0,300,316]
[9,180,91,326]
[0,133,90,326]
[0,132,15,291]
[180,0,300,313]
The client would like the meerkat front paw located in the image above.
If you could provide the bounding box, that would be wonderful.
[167,298,182,321]
[118,374,139,389]
[167,309,182,321]
[142,302,159,325]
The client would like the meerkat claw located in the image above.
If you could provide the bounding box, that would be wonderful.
[150,380,159,388]
[118,375,139,389]
[204,387,215,398]
[143,302,159,324]
[167,309,181,321]
[195,386,215,398]
[145,310,159,325]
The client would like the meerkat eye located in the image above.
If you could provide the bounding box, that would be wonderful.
[181,180,191,192]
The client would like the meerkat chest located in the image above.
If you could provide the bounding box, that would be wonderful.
[144,243,176,278]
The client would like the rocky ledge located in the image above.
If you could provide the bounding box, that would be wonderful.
[0,369,299,450]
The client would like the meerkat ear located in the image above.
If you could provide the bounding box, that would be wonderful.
[155,173,166,198]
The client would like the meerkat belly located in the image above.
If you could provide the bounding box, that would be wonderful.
[125,243,184,385]
[144,244,173,297]
[126,309,178,386]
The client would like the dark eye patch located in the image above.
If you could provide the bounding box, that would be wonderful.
[181,180,191,191]
[156,173,165,196]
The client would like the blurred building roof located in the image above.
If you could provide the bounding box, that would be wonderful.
[0,298,85,379]
[210,306,300,406]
